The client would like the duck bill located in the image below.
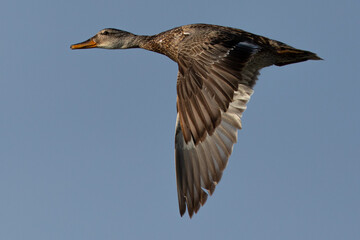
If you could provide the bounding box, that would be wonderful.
[70,39,97,49]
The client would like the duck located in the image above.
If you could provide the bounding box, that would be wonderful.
[71,23,322,218]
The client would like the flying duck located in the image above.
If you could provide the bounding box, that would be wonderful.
[71,23,321,218]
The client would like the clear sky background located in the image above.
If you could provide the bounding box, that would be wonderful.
[1,0,359,239]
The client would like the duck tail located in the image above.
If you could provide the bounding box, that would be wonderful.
[274,47,322,66]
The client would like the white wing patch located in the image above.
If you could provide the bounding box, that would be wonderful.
[237,41,260,52]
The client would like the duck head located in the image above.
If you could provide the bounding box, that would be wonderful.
[70,28,138,49]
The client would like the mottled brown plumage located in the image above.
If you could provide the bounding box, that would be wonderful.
[71,23,321,218]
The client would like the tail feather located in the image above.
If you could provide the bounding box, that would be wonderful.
[275,47,322,66]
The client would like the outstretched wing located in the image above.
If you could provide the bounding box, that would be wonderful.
[175,34,263,217]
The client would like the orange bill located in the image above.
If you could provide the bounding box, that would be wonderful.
[70,39,97,49]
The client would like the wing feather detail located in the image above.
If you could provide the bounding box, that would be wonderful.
[175,35,260,217]
[175,84,254,217]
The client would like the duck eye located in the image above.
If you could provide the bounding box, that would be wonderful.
[102,31,109,35]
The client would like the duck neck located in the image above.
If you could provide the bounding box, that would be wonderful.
[123,34,153,49]
[126,34,177,61]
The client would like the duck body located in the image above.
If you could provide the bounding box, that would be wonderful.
[139,24,319,66]
[71,23,321,218]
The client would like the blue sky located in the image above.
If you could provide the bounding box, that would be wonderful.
[1,0,359,239]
